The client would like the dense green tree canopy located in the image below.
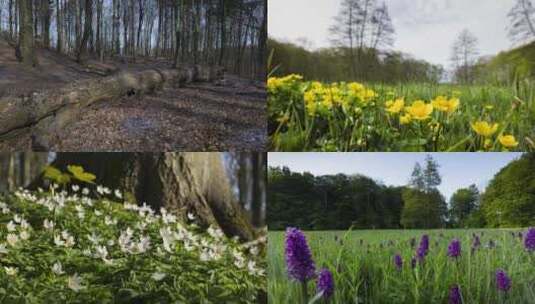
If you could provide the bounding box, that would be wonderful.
[481,153,535,227]
[269,154,534,230]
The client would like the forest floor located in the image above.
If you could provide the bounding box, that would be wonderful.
[0,38,266,151]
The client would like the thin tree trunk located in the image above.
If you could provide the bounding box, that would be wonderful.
[16,0,38,67]
[76,0,93,63]
[56,0,62,52]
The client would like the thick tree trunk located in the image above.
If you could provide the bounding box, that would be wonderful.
[29,153,256,241]
[16,0,37,66]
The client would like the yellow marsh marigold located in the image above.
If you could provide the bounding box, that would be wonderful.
[432,96,460,114]
[322,86,342,109]
[498,135,519,148]
[405,100,433,120]
[267,75,303,92]
[471,121,499,137]
[400,113,411,125]
[385,99,405,114]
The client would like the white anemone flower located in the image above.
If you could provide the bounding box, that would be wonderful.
[72,185,80,192]
[151,272,166,281]
[82,188,90,195]
[87,232,101,245]
[54,234,65,247]
[0,243,8,254]
[52,262,65,275]
[67,274,85,292]
[114,189,122,199]
[13,214,22,223]
[187,212,195,220]
[4,266,18,276]
[7,220,16,232]
[43,219,55,230]
[6,233,19,247]
[19,230,30,241]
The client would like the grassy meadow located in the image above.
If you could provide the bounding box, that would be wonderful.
[268,229,535,304]
[268,76,535,152]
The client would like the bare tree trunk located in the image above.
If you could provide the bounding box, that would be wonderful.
[76,0,93,63]
[16,0,38,67]
[42,0,51,48]
[9,0,13,39]
[56,0,62,52]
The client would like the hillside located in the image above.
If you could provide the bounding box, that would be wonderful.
[481,41,535,83]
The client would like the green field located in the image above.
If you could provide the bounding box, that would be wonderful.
[268,76,535,152]
[268,229,535,303]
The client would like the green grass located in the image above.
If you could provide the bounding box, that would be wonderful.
[268,229,535,303]
[268,77,535,151]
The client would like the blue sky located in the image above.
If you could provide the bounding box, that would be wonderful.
[268,153,523,201]
[269,0,516,68]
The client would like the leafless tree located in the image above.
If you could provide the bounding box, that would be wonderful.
[450,29,479,84]
[508,0,535,44]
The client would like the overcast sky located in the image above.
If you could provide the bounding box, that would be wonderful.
[268,0,515,67]
[268,153,522,202]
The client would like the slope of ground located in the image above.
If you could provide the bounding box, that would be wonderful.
[0,39,266,150]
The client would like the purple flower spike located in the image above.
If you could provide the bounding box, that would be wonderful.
[496,269,511,292]
[447,239,461,259]
[285,227,316,282]
[317,268,334,299]
[449,284,462,304]
[524,227,535,252]
[394,254,403,270]
[416,234,429,262]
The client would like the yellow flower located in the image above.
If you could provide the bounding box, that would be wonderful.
[400,114,412,125]
[431,96,460,114]
[347,82,365,92]
[405,100,433,120]
[322,88,338,108]
[267,77,282,92]
[385,98,404,114]
[471,121,499,137]
[498,135,519,148]
[485,105,494,110]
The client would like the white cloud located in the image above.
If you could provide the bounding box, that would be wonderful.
[269,0,516,67]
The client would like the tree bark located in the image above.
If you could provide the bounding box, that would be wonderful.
[76,0,93,63]
[16,0,37,67]
[29,153,256,241]
[56,0,62,52]
[42,0,51,48]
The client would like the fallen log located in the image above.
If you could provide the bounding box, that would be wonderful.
[0,65,224,149]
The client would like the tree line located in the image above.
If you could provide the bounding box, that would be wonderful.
[0,0,266,79]
[268,38,444,83]
[268,0,443,83]
[268,153,535,230]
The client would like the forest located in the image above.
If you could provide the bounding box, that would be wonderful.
[0,152,267,302]
[0,0,267,151]
[267,153,535,230]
